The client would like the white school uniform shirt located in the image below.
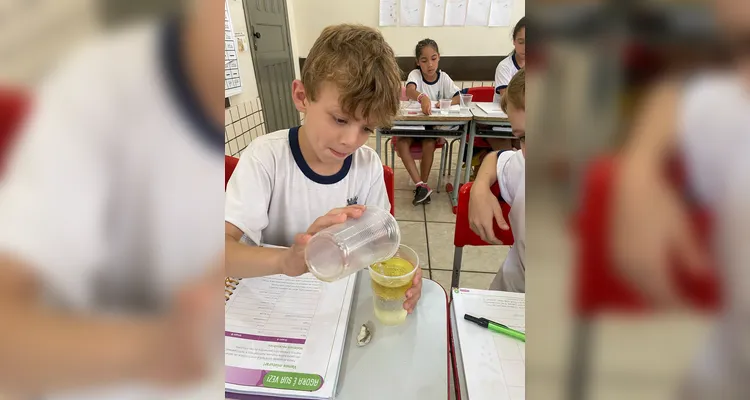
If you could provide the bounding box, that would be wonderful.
[0,19,224,400]
[493,53,522,103]
[489,150,525,293]
[405,69,461,102]
[677,71,750,398]
[225,127,390,247]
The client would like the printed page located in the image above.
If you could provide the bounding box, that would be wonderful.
[445,0,468,26]
[225,273,356,399]
[424,0,446,27]
[466,0,492,26]
[379,0,398,26]
[399,0,423,26]
[452,288,525,400]
[489,0,513,27]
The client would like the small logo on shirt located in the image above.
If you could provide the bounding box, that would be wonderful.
[346,196,359,206]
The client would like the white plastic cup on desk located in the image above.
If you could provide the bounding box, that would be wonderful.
[305,206,401,282]
[439,99,452,115]
[459,94,473,111]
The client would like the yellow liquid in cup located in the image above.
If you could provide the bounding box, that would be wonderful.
[369,257,415,325]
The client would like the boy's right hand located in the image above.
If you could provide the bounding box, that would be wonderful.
[281,205,366,277]
[420,96,432,115]
[468,184,509,244]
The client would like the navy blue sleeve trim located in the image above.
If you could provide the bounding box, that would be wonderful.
[406,82,418,88]
[452,90,461,98]
[496,85,508,94]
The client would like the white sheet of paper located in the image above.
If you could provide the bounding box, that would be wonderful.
[477,101,508,117]
[466,0,492,26]
[444,0,468,26]
[393,125,426,130]
[400,0,423,26]
[379,0,398,26]
[424,0,446,27]
[453,288,525,400]
[489,0,513,27]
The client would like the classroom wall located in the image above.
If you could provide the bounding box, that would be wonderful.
[290,0,525,57]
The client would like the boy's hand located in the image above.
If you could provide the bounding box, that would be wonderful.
[611,165,708,308]
[403,267,423,314]
[469,184,509,244]
[281,205,367,277]
[420,96,432,115]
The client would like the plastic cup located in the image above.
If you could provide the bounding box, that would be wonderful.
[460,94,473,111]
[369,245,419,326]
[305,206,400,282]
[439,99,452,115]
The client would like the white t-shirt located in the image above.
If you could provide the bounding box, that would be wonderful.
[405,69,460,102]
[678,71,750,396]
[225,127,390,247]
[493,53,522,103]
[0,19,224,400]
[489,150,525,293]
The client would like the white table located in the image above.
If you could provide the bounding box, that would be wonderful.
[375,104,473,207]
[463,103,513,183]
[227,271,451,400]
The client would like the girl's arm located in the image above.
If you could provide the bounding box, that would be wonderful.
[405,84,422,101]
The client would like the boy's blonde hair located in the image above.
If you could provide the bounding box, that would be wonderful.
[302,24,401,128]
[500,68,525,113]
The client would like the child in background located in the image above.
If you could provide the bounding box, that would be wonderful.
[468,69,525,292]
[494,17,526,102]
[487,16,526,152]
[401,39,461,205]
[225,24,423,313]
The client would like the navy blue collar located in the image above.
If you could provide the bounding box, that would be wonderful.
[511,53,521,70]
[421,70,441,85]
[289,127,352,185]
[160,17,222,153]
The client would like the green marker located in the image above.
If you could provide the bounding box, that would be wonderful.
[464,314,525,342]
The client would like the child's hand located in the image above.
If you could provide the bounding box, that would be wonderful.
[468,184,509,244]
[281,205,366,277]
[403,267,423,314]
[420,96,432,115]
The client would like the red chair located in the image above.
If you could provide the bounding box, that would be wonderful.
[225,155,239,189]
[568,155,721,400]
[225,156,396,217]
[383,164,395,216]
[464,86,496,102]
[451,181,514,288]
[0,89,30,175]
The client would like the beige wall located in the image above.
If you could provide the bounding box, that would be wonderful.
[290,0,525,57]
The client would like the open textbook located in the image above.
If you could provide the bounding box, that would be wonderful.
[225,273,357,399]
[452,288,525,400]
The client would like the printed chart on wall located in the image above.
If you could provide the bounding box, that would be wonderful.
[225,0,242,98]
[379,0,515,27]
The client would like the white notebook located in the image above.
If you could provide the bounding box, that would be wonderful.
[225,273,357,399]
[476,102,509,118]
[452,288,525,400]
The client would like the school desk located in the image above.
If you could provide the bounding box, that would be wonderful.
[375,103,473,207]
[226,271,451,400]
[465,103,513,183]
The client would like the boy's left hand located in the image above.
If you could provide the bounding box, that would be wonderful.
[403,268,423,314]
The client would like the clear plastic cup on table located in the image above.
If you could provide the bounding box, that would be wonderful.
[460,94,473,111]
[369,244,419,326]
[439,99,452,115]
[305,206,400,282]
